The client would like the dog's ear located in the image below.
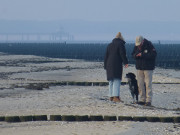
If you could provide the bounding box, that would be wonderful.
[129,73,136,78]
[132,74,136,78]
[126,73,130,78]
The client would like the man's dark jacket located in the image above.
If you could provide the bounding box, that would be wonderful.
[132,39,157,70]
[104,38,128,80]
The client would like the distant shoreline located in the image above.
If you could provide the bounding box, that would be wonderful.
[0,40,180,44]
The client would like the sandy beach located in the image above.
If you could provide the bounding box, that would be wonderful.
[0,54,180,135]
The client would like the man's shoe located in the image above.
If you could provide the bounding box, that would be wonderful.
[145,102,151,106]
[137,101,145,105]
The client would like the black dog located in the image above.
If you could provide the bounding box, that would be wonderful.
[126,72,139,103]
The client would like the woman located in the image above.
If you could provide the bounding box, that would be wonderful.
[104,32,128,102]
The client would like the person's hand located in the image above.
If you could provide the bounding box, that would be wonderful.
[136,53,142,57]
[124,64,128,68]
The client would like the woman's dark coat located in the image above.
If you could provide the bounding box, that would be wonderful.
[104,38,128,80]
[131,38,157,70]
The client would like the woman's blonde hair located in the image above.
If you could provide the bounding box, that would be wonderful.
[115,32,125,41]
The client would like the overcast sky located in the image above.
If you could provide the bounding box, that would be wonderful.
[0,0,180,22]
[0,0,180,41]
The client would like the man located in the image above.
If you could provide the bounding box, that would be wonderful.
[132,36,157,106]
[104,32,128,102]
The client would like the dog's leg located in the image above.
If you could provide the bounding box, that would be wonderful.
[133,98,136,104]
[131,93,136,103]
[136,94,138,103]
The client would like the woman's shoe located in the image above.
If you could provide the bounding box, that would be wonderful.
[110,97,113,101]
[113,97,121,102]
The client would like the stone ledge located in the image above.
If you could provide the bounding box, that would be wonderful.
[0,115,179,123]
